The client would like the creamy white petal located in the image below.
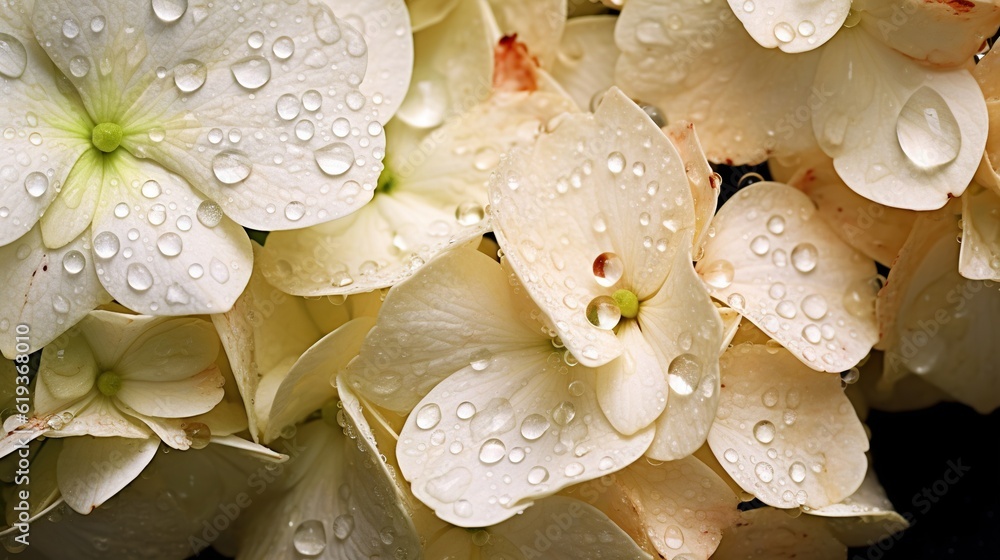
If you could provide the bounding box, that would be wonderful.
[397,346,653,527]
[90,152,252,315]
[0,2,92,247]
[810,461,909,547]
[712,507,846,560]
[697,182,879,372]
[490,88,695,367]
[326,0,413,123]
[33,0,386,231]
[57,435,159,514]
[959,182,1000,280]
[708,344,870,509]
[407,0,460,32]
[261,92,573,296]
[36,325,98,406]
[115,316,220,380]
[812,28,987,210]
[0,225,111,359]
[344,247,548,413]
[117,365,224,419]
[550,16,618,110]
[615,0,821,165]
[665,122,720,254]
[855,0,1000,67]
[727,0,850,53]
[974,45,1000,196]
[595,320,668,436]
[487,0,566,68]
[38,149,103,250]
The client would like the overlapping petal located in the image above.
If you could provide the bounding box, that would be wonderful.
[56,435,159,514]
[550,16,618,110]
[727,0,850,53]
[959,182,1000,280]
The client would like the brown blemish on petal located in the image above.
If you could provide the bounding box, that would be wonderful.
[493,35,539,93]
[934,0,976,14]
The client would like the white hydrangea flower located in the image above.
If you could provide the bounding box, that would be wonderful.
[615,0,990,210]
[0,0,405,357]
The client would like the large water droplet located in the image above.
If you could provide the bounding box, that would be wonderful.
[790,243,818,273]
[272,36,295,59]
[773,22,795,43]
[276,94,301,120]
[667,353,702,395]
[62,19,80,39]
[586,295,621,330]
[551,401,576,426]
[755,461,774,483]
[896,86,961,168]
[24,172,48,198]
[753,420,775,444]
[664,525,684,550]
[212,150,252,184]
[415,403,441,430]
[800,294,828,320]
[293,520,326,556]
[157,232,183,257]
[789,461,806,483]
[126,263,154,291]
[478,439,506,464]
[592,252,624,287]
[607,152,626,173]
[196,200,223,227]
[152,0,187,23]
[174,59,207,92]
[69,56,90,78]
[332,514,354,540]
[0,33,28,79]
[90,16,106,33]
[766,215,785,235]
[527,467,549,485]
[183,422,211,449]
[284,201,306,221]
[93,231,120,259]
[520,414,549,440]
[455,202,485,226]
[702,259,735,289]
[231,56,271,89]
[315,143,355,176]
[63,250,86,274]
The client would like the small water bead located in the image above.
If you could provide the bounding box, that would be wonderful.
[455,202,485,226]
[586,295,621,330]
[272,36,295,59]
[754,461,775,483]
[727,293,746,309]
[69,56,90,78]
[332,514,354,540]
[640,103,667,127]
[128,228,140,241]
[469,348,492,371]
[174,59,206,93]
[90,16,106,33]
[527,467,549,485]
[188,264,204,279]
[800,294,828,320]
[592,252,623,287]
[62,251,86,274]
[750,235,770,256]
[520,414,549,440]
[564,463,585,477]
[247,31,265,49]
[292,519,327,556]
[776,300,797,319]
[773,22,795,43]
[148,127,165,142]
[212,150,253,184]
[331,118,351,138]
[797,20,816,37]
[24,172,48,198]
[209,258,230,283]
[738,172,763,189]
[207,128,224,144]
[126,263,154,291]
[701,259,734,289]
[176,215,192,231]
[761,388,779,408]
[841,367,860,385]
[62,18,80,39]
[802,324,822,344]
[667,354,702,396]
[148,204,167,225]
[790,243,818,272]
[276,94,301,120]
[197,200,223,227]
[415,404,441,430]
[766,215,786,235]
[315,143,355,176]
[141,180,161,199]
[345,91,365,111]
[552,400,576,426]
[607,152,625,174]
[114,203,130,218]
[52,294,70,314]
[231,56,271,89]
[789,461,807,483]
[152,0,187,23]
[284,201,306,221]
[479,439,506,464]
[183,422,211,449]
[156,232,183,257]
[723,448,739,463]
[456,402,476,420]
[93,231,120,259]
[294,119,314,141]
[753,420,775,444]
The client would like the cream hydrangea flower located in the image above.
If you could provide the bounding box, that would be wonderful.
[615,0,991,210]
[489,88,723,461]
[343,246,655,527]
[0,0,401,357]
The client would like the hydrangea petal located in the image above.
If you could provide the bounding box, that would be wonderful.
[38,149,104,250]
[490,88,695,367]
[712,507,845,560]
[115,317,220,381]
[42,392,152,439]
[0,225,111,359]
[550,16,618,110]
[727,0,850,53]
[90,152,252,315]
[407,0,460,32]
[810,462,909,547]
[397,345,653,527]
[0,2,92,246]
[812,28,987,210]
[487,0,566,68]
[855,0,1000,67]
[116,365,224,419]
[708,344,869,509]
[595,320,668,436]
[877,208,1000,413]
[57,435,159,514]
[697,182,879,372]
[959,182,1000,281]
[785,151,917,266]
[973,45,1000,196]
[327,0,413,124]
[665,121,720,253]
[615,0,821,165]
[32,0,386,230]
[36,327,98,405]
[344,247,548,413]
[262,92,573,296]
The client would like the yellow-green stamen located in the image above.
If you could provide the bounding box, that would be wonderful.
[92,122,124,153]
[613,289,640,319]
[96,371,123,397]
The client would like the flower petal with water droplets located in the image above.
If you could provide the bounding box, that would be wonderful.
[550,16,619,110]
[959,183,1000,281]
[486,0,566,69]
[727,0,850,53]
[57,435,159,514]
[712,507,846,560]
[810,461,909,547]
[697,182,879,372]
[595,321,668,436]
[665,121,719,253]
[708,344,869,509]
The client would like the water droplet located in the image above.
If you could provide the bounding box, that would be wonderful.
[315,143,355,176]
[93,231,120,259]
[592,252,623,287]
[284,201,306,221]
[527,467,549,485]
[23,172,48,198]
[152,0,187,23]
[802,324,822,344]
[247,31,265,49]
[197,200,223,227]
[455,202,485,226]
[664,525,684,550]
[776,300,797,319]
[141,180,161,199]
[469,348,492,371]
[52,294,70,314]
[183,422,210,449]
[702,259,734,289]
[607,152,625,173]
[479,439,506,464]
[762,388,779,408]
[314,9,343,44]
[188,263,204,279]
[62,18,80,39]
[750,235,770,255]
[755,461,774,482]
[727,293,746,309]
[332,514,354,540]
[302,90,322,112]
[174,59,207,92]
[753,420,775,444]
[293,519,327,556]
[667,354,702,395]
[69,56,90,78]
[841,367,860,385]
[640,103,667,127]
[456,402,476,420]
[231,56,270,89]
[276,94,301,120]
[586,295,621,330]
[789,461,806,483]
[896,86,961,168]
[156,232,183,257]
[800,294,828,320]
[773,22,795,43]
[791,243,818,273]
[209,258,230,283]
[565,462,585,477]
[90,16,106,33]
[148,203,167,226]
[63,250,86,274]
[552,401,576,426]
[797,20,816,37]
[0,33,27,79]
[212,150,252,184]
[415,403,441,430]
[520,414,550,440]
[723,448,739,463]
[273,36,295,59]
[766,215,785,235]
[126,263,154,291]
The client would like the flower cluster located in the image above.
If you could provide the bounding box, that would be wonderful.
[1,0,997,558]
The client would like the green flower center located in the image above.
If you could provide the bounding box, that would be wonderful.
[96,371,123,397]
[92,122,124,153]
[375,160,396,195]
[613,289,640,319]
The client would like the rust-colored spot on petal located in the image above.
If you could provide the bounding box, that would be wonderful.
[493,34,539,93]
